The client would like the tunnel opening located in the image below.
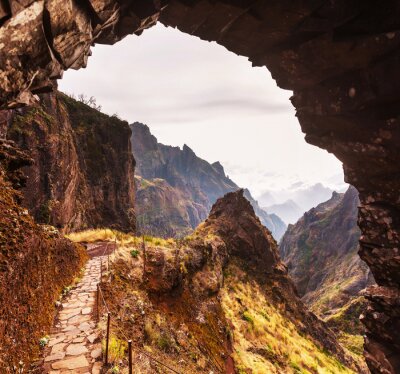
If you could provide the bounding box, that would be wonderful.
[0,1,399,373]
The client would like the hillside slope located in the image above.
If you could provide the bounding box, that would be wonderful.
[131,122,286,240]
[6,93,136,233]
[280,187,374,335]
[0,139,86,369]
[100,190,360,373]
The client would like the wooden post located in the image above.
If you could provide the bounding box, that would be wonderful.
[142,235,146,276]
[105,312,111,365]
[100,257,103,280]
[96,284,100,322]
[128,340,133,374]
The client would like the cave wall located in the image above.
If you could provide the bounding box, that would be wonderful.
[4,92,136,233]
[0,1,399,372]
[0,139,87,369]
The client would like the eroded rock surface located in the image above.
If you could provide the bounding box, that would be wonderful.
[0,1,399,371]
[280,187,374,322]
[0,139,87,369]
[132,122,286,239]
[103,190,360,373]
[3,92,136,233]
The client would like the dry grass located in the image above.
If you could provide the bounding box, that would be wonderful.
[67,228,176,248]
[67,228,121,243]
[221,265,355,374]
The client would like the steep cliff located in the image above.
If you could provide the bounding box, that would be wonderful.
[0,139,87,370]
[101,190,359,373]
[131,122,286,239]
[1,3,400,371]
[6,93,136,233]
[280,187,374,334]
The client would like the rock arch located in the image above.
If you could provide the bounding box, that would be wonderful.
[0,1,399,372]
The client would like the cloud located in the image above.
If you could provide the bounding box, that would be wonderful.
[195,97,289,114]
[59,23,344,201]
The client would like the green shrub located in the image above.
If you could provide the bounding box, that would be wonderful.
[39,336,50,348]
[242,311,254,325]
[130,249,139,258]
[157,335,172,351]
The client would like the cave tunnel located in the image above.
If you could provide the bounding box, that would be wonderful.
[0,1,399,372]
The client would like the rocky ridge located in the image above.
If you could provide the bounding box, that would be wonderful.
[280,186,373,321]
[131,122,286,240]
[101,190,360,373]
[280,187,375,365]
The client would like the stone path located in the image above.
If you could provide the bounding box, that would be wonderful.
[42,255,105,373]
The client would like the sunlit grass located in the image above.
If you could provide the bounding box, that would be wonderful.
[102,336,127,363]
[67,228,122,243]
[221,264,355,374]
[66,228,176,248]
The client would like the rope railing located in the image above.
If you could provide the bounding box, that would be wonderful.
[95,238,183,374]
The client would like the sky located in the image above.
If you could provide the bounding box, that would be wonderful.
[59,23,347,201]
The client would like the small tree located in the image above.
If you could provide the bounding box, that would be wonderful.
[77,93,102,112]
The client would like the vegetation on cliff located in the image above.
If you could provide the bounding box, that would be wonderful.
[6,92,136,233]
[131,122,286,240]
[280,187,374,367]
[0,140,87,370]
[70,191,358,373]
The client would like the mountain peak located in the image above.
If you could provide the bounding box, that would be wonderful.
[201,189,281,272]
[182,143,195,155]
[211,161,225,176]
[131,123,286,240]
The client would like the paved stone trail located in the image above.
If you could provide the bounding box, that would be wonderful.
[42,254,104,373]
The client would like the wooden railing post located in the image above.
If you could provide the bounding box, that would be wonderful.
[105,312,111,365]
[142,235,146,276]
[96,284,100,322]
[128,340,133,374]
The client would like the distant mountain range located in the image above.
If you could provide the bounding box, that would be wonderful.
[131,122,286,240]
[263,199,303,226]
[258,183,336,225]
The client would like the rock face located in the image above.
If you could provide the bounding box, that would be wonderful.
[102,190,359,373]
[0,2,399,371]
[4,92,136,233]
[0,139,87,369]
[132,122,286,239]
[280,187,374,329]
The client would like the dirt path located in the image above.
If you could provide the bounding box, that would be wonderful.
[42,243,114,373]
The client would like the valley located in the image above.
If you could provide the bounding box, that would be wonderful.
[0,92,374,373]
[131,122,287,241]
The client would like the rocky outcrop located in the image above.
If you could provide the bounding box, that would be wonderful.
[131,122,239,204]
[0,2,399,371]
[135,175,208,237]
[4,92,136,233]
[102,190,359,373]
[0,139,87,369]
[131,122,286,239]
[280,187,374,336]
